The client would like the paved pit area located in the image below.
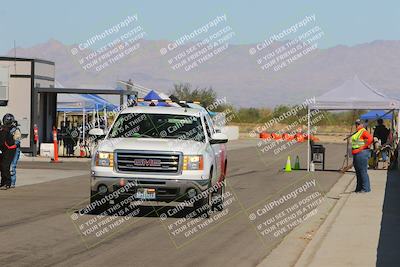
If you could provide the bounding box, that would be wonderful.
[15,169,88,187]
[0,141,347,267]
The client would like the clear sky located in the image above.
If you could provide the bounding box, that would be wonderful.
[1,0,400,53]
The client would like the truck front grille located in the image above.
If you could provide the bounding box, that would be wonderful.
[115,151,182,174]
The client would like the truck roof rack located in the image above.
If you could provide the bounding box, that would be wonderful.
[136,98,201,107]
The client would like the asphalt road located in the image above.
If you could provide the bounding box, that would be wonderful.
[0,141,346,267]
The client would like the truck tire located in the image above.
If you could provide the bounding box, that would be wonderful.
[193,170,213,217]
[193,193,211,217]
[212,160,227,211]
[212,181,225,211]
[90,191,110,215]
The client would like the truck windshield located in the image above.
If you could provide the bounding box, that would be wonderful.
[109,113,205,142]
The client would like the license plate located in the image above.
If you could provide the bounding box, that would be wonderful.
[135,188,156,200]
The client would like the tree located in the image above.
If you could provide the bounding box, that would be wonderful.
[170,83,217,108]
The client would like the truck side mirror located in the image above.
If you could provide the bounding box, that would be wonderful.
[210,133,228,144]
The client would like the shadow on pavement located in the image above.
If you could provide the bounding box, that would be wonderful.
[376,169,400,267]
[79,204,206,219]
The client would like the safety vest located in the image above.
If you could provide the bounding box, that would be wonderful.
[351,128,366,149]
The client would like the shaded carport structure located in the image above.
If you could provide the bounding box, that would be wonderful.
[307,76,400,171]
[31,87,135,155]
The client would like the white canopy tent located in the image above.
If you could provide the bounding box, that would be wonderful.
[57,94,114,144]
[307,76,400,171]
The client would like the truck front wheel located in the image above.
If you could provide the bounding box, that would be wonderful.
[193,170,213,216]
[89,191,110,215]
[212,181,225,211]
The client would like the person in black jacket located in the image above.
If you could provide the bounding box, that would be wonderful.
[373,119,390,144]
[373,119,390,162]
[0,113,17,190]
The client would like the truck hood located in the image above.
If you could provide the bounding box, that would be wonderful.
[97,137,206,154]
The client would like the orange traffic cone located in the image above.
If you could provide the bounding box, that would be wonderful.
[296,133,305,143]
[272,133,282,140]
[80,145,85,157]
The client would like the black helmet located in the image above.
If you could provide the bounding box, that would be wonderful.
[3,113,15,126]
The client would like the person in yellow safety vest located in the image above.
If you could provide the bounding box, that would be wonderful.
[352,119,373,193]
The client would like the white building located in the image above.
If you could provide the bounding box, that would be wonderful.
[0,57,56,153]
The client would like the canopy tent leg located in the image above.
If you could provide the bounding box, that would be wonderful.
[343,110,356,171]
[96,106,100,126]
[82,107,86,146]
[397,110,400,169]
[104,107,107,130]
[397,110,400,142]
[390,110,395,144]
[91,110,96,127]
[307,107,311,172]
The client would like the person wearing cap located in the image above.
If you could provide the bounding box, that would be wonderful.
[352,119,373,193]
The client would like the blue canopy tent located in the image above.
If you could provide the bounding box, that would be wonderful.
[360,110,393,120]
[57,94,117,112]
[142,90,170,106]
[57,94,117,142]
[83,94,117,110]
[144,90,161,101]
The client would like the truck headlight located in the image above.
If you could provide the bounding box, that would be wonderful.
[183,155,203,170]
[95,152,114,167]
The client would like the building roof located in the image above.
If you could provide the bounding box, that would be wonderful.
[0,56,54,65]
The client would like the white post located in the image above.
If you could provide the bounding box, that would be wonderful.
[82,107,86,145]
[397,110,400,169]
[397,110,400,142]
[104,106,107,130]
[307,107,310,172]
[92,110,96,126]
[63,111,66,156]
[96,106,100,126]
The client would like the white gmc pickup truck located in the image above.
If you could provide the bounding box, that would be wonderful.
[90,104,228,214]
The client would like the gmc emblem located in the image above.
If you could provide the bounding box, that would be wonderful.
[133,159,162,167]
